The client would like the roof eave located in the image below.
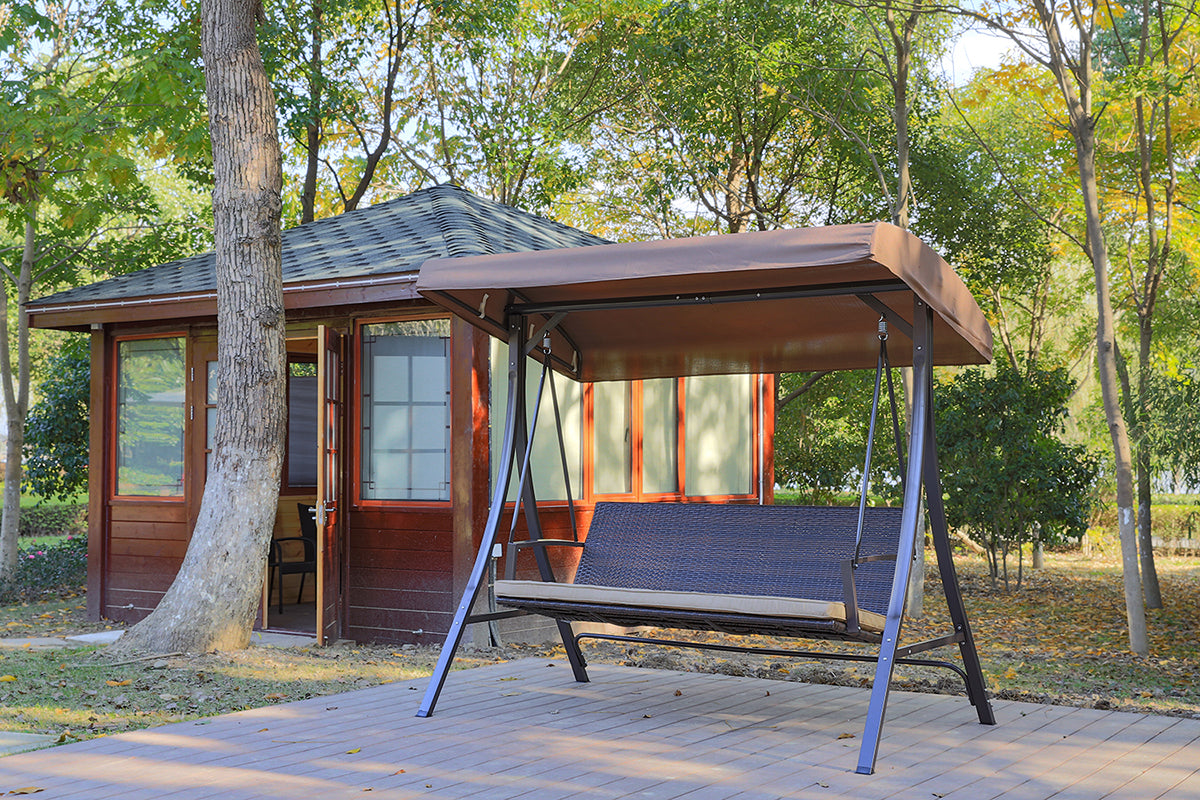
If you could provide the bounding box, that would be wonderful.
[29,272,422,330]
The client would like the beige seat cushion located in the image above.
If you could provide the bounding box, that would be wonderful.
[494,580,885,634]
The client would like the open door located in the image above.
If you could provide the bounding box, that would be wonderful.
[316,325,345,645]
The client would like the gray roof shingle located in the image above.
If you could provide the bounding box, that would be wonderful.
[32,184,610,309]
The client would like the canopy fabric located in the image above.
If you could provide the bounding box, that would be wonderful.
[417,222,992,382]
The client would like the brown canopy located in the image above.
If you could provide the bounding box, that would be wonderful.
[417,222,992,382]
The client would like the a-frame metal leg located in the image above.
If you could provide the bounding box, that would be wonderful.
[921,370,994,725]
[418,317,586,719]
[511,362,588,683]
[855,300,932,775]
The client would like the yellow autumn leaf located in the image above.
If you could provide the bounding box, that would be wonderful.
[346,748,361,754]
[0,675,16,682]
[106,680,131,687]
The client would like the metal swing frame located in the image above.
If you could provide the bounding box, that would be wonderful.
[416,283,995,775]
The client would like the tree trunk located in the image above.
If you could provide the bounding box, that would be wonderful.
[1028,0,1148,656]
[0,212,34,584]
[1073,104,1149,656]
[109,0,286,655]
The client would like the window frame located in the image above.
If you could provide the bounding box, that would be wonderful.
[352,313,455,508]
[109,332,189,502]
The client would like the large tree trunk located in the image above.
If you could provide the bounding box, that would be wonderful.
[109,0,286,655]
[0,212,34,584]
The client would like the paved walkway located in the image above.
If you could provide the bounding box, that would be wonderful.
[0,658,1196,799]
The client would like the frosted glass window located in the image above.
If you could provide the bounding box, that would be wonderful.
[116,338,185,496]
[593,382,632,494]
[684,374,752,496]
[489,338,583,502]
[361,319,451,500]
[642,378,678,494]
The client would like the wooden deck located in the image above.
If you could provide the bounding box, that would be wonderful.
[0,658,1196,799]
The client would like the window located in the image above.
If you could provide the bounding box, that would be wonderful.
[360,319,451,501]
[593,382,632,495]
[641,378,678,494]
[684,374,753,496]
[287,361,318,487]
[116,337,185,496]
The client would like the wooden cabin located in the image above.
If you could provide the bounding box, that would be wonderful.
[28,185,774,645]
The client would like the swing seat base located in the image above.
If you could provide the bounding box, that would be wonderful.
[495,580,886,640]
[498,501,902,642]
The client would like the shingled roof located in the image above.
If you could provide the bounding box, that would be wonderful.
[29,184,610,328]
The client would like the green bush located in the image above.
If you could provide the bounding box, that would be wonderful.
[2,535,87,602]
[18,504,87,538]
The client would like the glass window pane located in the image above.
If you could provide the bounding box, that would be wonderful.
[206,360,218,404]
[117,338,185,496]
[489,338,583,502]
[593,381,631,495]
[360,319,451,501]
[642,378,678,494]
[287,371,318,486]
[684,374,752,497]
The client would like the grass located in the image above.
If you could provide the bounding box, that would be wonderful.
[0,550,1195,744]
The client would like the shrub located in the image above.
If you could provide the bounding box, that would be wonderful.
[18,504,87,538]
[2,535,88,602]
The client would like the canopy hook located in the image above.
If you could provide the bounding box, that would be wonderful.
[877,316,889,341]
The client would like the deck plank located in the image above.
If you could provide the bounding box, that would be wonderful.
[0,659,1196,800]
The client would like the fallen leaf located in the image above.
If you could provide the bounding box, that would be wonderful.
[265,693,288,700]
[674,690,682,696]
[817,780,829,788]
[346,748,361,754]
[257,728,269,733]
[106,680,131,687]
[642,714,652,719]
[6,789,44,796]
[836,733,855,740]
[0,676,15,682]
[392,770,406,775]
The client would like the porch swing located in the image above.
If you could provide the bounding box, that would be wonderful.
[412,222,997,775]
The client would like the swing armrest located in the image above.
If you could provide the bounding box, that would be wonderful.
[504,539,585,580]
[841,554,897,635]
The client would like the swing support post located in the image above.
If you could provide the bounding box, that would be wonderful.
[418,314,585,718]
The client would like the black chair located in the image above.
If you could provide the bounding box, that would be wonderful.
[268,503,318,614]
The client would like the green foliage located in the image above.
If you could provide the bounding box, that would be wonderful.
[0,535,87,602]
[936,362,1098,590]
[774,369,903,504]
[24,336,90,501]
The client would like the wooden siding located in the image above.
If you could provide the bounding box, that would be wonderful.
[344,507,455,645]
[102,501,189,623]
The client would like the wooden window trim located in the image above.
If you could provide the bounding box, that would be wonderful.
[109,332,189,503]
[351,313,454,509]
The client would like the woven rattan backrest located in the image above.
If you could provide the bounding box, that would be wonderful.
[575,502,904,615]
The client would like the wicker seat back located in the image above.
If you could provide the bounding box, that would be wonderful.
[574,502,903,616]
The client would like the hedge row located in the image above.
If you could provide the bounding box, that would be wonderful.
[17,504,87,538]
[1090,504,1200,544]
